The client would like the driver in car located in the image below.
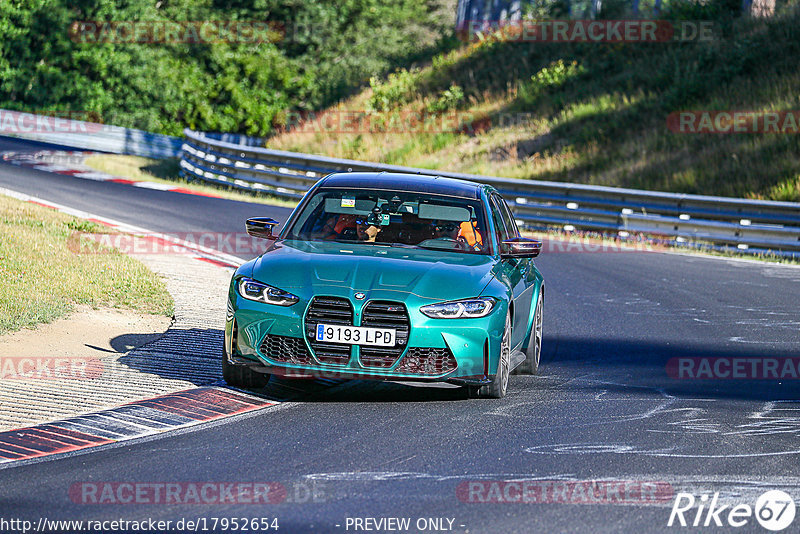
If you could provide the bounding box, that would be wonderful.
[356,218,382,242]
[433,221,460,240]
[431,221,473,250]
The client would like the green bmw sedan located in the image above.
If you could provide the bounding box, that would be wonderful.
[223,172,544,398]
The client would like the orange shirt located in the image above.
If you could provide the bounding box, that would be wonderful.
[458,221,483,247]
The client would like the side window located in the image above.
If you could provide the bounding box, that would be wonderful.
[489,195,511,246]
[495,194,520,238]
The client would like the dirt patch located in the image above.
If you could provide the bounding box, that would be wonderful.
[0,305,172,359]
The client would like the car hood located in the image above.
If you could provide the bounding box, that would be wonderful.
[244,239,499,302]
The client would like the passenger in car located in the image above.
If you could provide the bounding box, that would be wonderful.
[458,221,483,249]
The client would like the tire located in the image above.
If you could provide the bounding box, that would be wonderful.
[515,291,543,375]
[222,344,270,389]
[470,311,511,399]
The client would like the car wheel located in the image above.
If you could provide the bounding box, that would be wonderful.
[222,343,270,389]
[515,292,543,375]
[470,311,511,399]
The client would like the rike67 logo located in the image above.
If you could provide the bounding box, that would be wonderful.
[668,490,796,531]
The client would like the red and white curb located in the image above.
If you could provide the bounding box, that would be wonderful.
[0,186,243,270]
[0,387,276,464]
[3,150,225,198]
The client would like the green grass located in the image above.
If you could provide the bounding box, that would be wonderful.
[83,155,298,208]
[0,195,174,335]
[267,5,800,202]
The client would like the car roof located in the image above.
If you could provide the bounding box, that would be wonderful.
[319,172,485,200]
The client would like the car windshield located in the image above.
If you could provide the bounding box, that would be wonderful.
[285,188,490,254]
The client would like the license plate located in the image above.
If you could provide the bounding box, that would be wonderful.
[315,324,396,346]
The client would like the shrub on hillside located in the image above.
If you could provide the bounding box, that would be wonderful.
[425,84,465,113]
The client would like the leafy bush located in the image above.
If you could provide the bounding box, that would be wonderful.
[367,69,420,112]
[517,60,586,106]
[425,84,465,113]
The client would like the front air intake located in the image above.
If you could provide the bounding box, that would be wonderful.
[305,296,353,365]
[396,347,457,375]
[260,334,313,365]
[359,301,410,368]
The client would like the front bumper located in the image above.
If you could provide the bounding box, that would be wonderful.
[226,287,506,385]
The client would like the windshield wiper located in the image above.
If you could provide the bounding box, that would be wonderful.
[415,243,476,253]
[325,238,358,244]
[326,238,391,247]
[311,238,411,248]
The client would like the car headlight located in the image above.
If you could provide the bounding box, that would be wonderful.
[420,297,497,319]
[237,277,299,306]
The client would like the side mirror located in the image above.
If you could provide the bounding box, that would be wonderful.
[246,217,280,240]
[500,237,542,258]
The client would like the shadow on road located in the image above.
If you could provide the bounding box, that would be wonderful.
[115,327,223,386]
[545,335,800,401]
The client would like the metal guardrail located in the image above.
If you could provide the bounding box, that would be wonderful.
[181,129,800,254]
[181,129,800,255]
[0,109,181,158]
[4,108,794,255]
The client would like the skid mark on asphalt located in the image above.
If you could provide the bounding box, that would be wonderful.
[500,375,800,458]
[0,387,276,465]
[524,399,800,458]
[724,400,800,437]
[484,376,676,428]
[645,408,723,434]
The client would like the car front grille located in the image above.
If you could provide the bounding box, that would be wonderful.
[359,301,410,368]
[396,347,457,375]
[305,296,353,365]
[260,334,313,365]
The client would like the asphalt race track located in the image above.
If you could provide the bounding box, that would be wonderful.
[1,136,799,533]
[0,136,294,238]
